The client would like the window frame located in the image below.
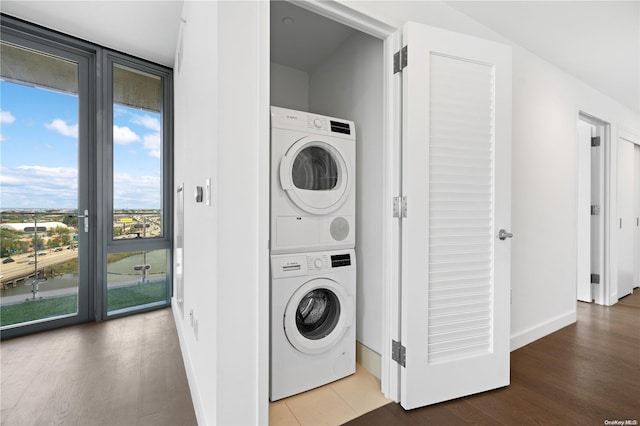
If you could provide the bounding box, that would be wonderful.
[101,51,174,319]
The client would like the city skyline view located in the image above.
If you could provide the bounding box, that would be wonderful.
[0,80,162,210]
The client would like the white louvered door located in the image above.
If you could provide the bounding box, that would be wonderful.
[400,22,512,409]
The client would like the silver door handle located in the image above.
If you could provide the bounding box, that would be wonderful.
[498,229,513,240]
[78,209,89,233]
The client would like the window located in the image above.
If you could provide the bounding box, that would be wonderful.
[105,54,173,316]
[0,16,173,336]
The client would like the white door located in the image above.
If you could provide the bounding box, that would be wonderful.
[617,138,635,298]
[400,22,512,409]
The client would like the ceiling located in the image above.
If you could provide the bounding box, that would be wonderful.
[0,1,183,67]
[1,1,637,113]
[271,1,356,72]
[445,1,639,113]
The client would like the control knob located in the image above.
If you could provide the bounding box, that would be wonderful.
[313,257,324,269]
[313,118,323,129]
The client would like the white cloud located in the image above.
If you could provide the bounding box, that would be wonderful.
[0,165,78,208]
[132,114,161,132]
[1,110,15,124]
[0,165,161,209]
[143,133,161,158]
[0,134,5,142]
[113,172,161,209]
[113,125,140,145]
[45,119,78,138]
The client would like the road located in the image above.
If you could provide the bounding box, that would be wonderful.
[0,249,79,285]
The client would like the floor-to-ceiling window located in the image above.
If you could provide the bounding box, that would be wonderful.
[0,16,173,337]
[104,56,173,317]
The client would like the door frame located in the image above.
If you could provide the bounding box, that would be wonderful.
[270,0,401,402]
[0,17,96,339]
[575,110,638,306]
[576,112,609,305]
[615,128,640,298]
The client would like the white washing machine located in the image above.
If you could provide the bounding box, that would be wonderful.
[270,249,356,401]
[271,106,356,254]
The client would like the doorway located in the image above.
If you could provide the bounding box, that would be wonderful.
[576,112,610,306]
[616,131,640,299]
[0,33,92,335]
[268,0,392,417]
[268,0,513,416]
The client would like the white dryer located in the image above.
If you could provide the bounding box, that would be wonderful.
[271,106,356,254]
[270,249,356,401]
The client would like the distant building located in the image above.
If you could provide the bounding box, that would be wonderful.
[1,222,68,232]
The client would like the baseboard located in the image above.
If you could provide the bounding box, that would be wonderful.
[356,341,382,380]
[510,310,576,351]
[172,298,206,425]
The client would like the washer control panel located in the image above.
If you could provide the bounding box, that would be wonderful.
[271,250,354,279]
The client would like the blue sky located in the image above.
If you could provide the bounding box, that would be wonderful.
[0,81,161,210]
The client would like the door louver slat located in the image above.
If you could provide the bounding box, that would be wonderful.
[427,54,495,365]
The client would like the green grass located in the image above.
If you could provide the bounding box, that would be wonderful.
[0,295,78,327]
[107,280,167,312]
[1,281,167,327]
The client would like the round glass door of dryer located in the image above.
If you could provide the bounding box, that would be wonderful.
[284,278,353,354]
[279,138,352,215]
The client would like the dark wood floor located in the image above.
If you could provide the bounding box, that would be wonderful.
[346,290,640,426]
[2,292,638,425]
[1,308,197,426]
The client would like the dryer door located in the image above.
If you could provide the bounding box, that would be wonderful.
[280,137,352,215]
[284,278,353,354]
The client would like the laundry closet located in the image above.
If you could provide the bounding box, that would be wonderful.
[270,0,385,380]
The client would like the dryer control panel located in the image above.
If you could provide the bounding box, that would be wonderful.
[271,250,354,279]
[271,106,355,140]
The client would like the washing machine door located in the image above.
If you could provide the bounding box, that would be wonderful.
[279,137,352,215]
[284,278,353,355]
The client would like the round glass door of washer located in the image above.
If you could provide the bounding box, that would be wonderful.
[284,278,353,354]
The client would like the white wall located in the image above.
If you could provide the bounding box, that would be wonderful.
[172,2,218,423]
[308,32,385,355]
[270,62,309,111]
[173,1,268,424]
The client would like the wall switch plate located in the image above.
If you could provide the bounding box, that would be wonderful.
[205,178,211,206]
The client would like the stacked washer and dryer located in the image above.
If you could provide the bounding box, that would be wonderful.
[270,106,357,401]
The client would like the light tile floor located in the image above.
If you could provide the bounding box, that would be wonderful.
[269,363,391,426]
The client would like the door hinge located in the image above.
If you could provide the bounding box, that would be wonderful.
[393,45,408,74]
[591,136,601,147]
[393,196,407,218]
[590,205,600,216]
[591,273,600,284]
[392,340,406,367]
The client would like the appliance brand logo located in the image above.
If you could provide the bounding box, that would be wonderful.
[286,115,298,120]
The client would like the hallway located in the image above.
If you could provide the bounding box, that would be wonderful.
[346,291,640,425]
